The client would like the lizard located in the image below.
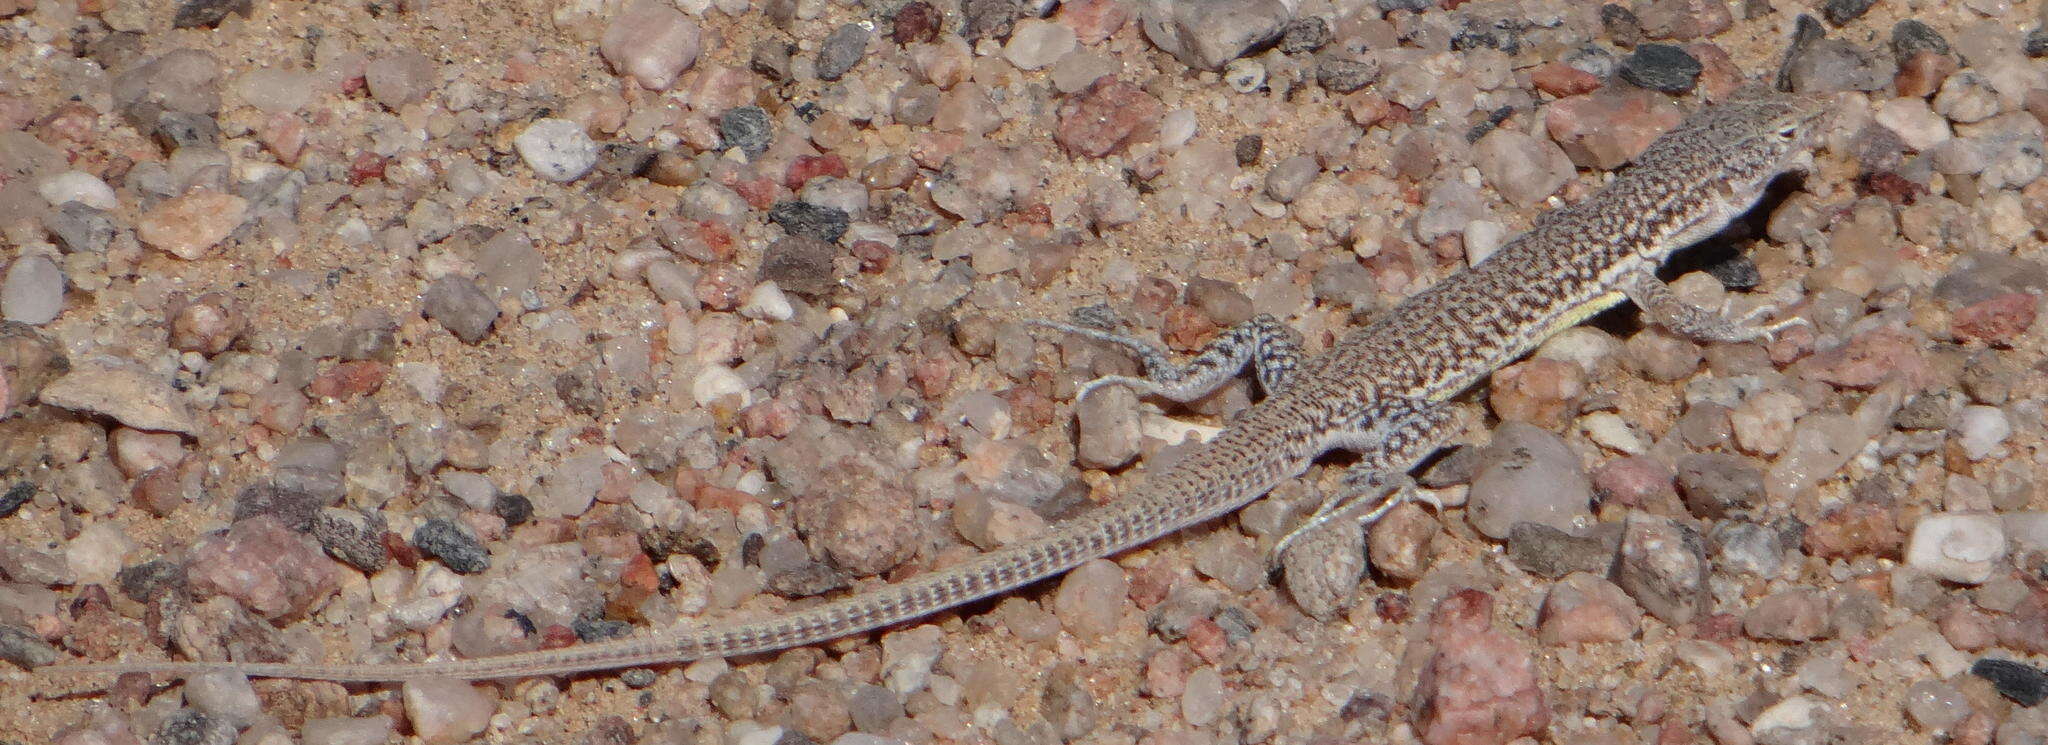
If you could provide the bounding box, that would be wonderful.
[42,85,1830,684]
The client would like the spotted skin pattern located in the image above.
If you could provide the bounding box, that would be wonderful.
[46,88,1830,683]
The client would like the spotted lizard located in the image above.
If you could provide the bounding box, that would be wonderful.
[45,85,1831,683]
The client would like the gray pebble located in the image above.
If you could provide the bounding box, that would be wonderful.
[760,236,839,298]
[1675,453,1764,520]
[1506,522,1612,579]
[1612,512,1709,625]
[1315,57,1379,93]
[413,518,491,574]
[622,668,658,689]
[718,106,773,155]
[1466,422,1592,540]
[154,111,220,151]
[153,709,235,745]
[1821,0,1874,26]
[1709,520,1784,577]
[848,684,903,732]
[2,255,64,325]
[769,200,850,243]
[1890,20,1951,58]
[172,0,251,29]
[45,202,115,253]
[116,559,186,603]
[231,482,328,532]
[1279,17,1330,55]
[0,623,57,669]
[313,507,390,572]
[1782,38,1893,93]
[422,275,499,344]
[1619,44,1701,94]
[816,24,870,82]
[750,40,792,81]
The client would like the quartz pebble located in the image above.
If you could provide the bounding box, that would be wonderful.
[1466,422,1592,540]
[514,118,599,182]
[1138,0,1292,71]
[402,679,496,745]
[1006,19,1076,70]
[1,255,63,325]
[1906,513,2005,584]
[600,0,701,90]
[38,171,118,210]
[185,515,340,621]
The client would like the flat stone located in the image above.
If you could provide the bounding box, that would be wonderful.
[39,357,197,434]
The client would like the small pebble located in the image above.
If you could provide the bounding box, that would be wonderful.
[1618,44,1702,93]
[816,24,870,81]
[1905,513,2004,584]
[1,255,64,325]
[413,518,491,574]
[600,0,702,91]
[514,118,599,182]
[1005,19,1076,70]
[1973,658,2048,706]
[402,678,496,745]
[422,275,499,344]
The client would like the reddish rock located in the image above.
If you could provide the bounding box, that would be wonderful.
[185,515,341,621]
[890,2,939,44]
[1743,588,1829,641]
[1592,455,1679,510]
[307,360,388,400]
[1544,87,1685,169]
[1057,0,1130,45]
[1802,501,1904,559]
[1530,62,1600,97]
[1184,617,1228,663]
[1161,304,1219,353]
[1685,43,1742,99]
[1413,589,1549,745]
[1939,601,1996,651]
[1054,78,1162,158]
[784,154,848,189]
[1487,357,1583,428]
[1367,501,1439,583]
[1538,572,1642,645]
[1952,292,2038,346]
[348,151,387,185]
[1799,327,1934,390]
[1637,0,1731,40]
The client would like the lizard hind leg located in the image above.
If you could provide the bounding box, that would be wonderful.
[1029,314,1304,404]
[1271,401,1458,619]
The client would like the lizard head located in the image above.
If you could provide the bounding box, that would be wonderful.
[1658,84,1834,194]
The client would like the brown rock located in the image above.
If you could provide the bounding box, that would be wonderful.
[1544,87,1685,169]
[1368,501,1438,583]
[1895,51,1957,99]
[1488,357,1584,428]
[1538,572,1642,644]
[1531,62,1601,97]
[1802,501,1905,559]
[1951,292,2038,346]
[137,191,247,260]
[1054,78,1162,158]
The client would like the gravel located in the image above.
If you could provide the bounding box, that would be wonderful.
[10,1,2048,743]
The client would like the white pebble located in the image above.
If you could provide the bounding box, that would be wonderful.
[1579,411,1647,454]
[38,170,118,210]
[1223,58,1265,93]
[692,364,751,407]
[2,254,65,325]
[740,281,793,321]
[1955,405,2010,460]
[1906,512,2005,585]
[514,118,599,182]
[1160,109,1198,148]
[1003,19,1075,71]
